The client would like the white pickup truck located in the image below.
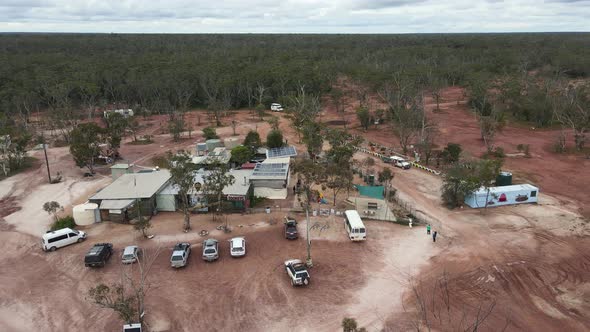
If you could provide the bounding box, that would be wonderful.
[384,156,411,169]
[170,242,191,268]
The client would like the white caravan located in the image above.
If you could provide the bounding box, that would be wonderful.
[344,210,366,241]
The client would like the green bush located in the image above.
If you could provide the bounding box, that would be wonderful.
[50,216,75,231]
[202,127,218,140]
[493,147,505,158]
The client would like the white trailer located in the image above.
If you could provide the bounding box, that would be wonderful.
[464,184,539,208]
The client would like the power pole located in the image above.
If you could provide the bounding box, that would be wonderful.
[43,143,52,183]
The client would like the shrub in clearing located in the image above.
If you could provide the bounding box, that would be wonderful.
[50,216,76,231]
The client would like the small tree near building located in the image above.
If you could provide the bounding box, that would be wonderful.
[243,130,262,151]
[43,201,63,222]
[266,129,284,148]
[356,107,371,131]
[230,145,254,165]
[168,151,198,231]
[203,160,235,222]
[202,127,218,140]
[70,123,104,174]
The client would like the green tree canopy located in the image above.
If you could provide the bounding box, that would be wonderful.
[266,129,284,148]
[230,145,254,165]
[69,123,104,173]
[243,130,262,150]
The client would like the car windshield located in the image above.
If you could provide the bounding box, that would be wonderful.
[359,228,366,233]
[296,272,309,279]
[171,255,183,261]
[232,247,243,252]
[123,254,134,259]
[204,249,216,254]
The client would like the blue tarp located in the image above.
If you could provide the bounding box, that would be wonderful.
[355,185,384,199]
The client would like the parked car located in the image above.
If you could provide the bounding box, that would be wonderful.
[284,216,298,239]
[42,227,86,252]
[122,245,140,264]
[170,242,191,268]
[284,259,310,286]
[202,239,219,261]
[270,103,284,112]
[229,237,246,257]
[386,156,411,169]
[84,243,113,267]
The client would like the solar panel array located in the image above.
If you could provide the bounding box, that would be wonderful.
[267,146,297,159]
[252,163,289,177]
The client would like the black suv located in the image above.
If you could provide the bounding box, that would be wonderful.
[284,216,298,240]
[84,243,113,267]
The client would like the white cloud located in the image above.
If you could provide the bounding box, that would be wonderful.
[0,0,588,32]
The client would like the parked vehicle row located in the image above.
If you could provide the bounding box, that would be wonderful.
[44,216,318,288]
[169,237,247,268]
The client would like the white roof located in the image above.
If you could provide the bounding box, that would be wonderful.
[42,228,75,239]
[158,169,252,197]
[90,170,171,200]
[344,210,365,228]
[223,169,253,196]
[99,199,134,210]
[473,184,538,195]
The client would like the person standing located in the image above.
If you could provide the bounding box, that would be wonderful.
[426,224,431,235]
[433,231,437,242]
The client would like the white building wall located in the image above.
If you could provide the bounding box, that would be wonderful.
[465,186,539,208]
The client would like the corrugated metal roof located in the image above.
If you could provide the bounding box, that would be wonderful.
[99,199,135,210]
[157,169,252,197]
[90,170,171,200]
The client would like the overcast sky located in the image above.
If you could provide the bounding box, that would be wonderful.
[0,0,589,33]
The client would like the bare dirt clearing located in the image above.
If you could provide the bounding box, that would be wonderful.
[1,98,589,331]
[0,210,426,332]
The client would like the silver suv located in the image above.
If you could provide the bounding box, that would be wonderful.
[202,239,219,261]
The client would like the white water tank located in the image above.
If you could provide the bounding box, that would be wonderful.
[224,137,240,149]
[73,203,100,226]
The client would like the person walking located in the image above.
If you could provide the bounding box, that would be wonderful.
[426,224,431,235]
[432,231,437,242]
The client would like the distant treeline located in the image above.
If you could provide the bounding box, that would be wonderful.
[0,33,589,132]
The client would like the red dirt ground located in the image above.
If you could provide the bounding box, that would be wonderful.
[320,83,590,218]
[1,89,589,331]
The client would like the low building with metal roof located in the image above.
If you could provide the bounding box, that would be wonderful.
[89,170,172,222]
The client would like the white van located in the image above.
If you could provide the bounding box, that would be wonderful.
[42,228,86,252]
[344,210,366,241]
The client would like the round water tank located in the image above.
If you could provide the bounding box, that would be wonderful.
[73,203,100,226]
[224,137,240,149]
[496,171,513,186]
[205,139,222,151]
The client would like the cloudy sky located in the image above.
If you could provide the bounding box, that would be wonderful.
[0,0,589,33]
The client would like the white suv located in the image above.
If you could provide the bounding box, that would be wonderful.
[229,237,246,257]
[270,103,284,112]
[284,259,310,286]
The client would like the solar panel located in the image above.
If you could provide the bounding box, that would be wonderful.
[267,146,297,159]
[252,162,289,177]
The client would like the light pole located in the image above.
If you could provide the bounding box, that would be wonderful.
[42,141,52,183]
[305,186,313,268]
